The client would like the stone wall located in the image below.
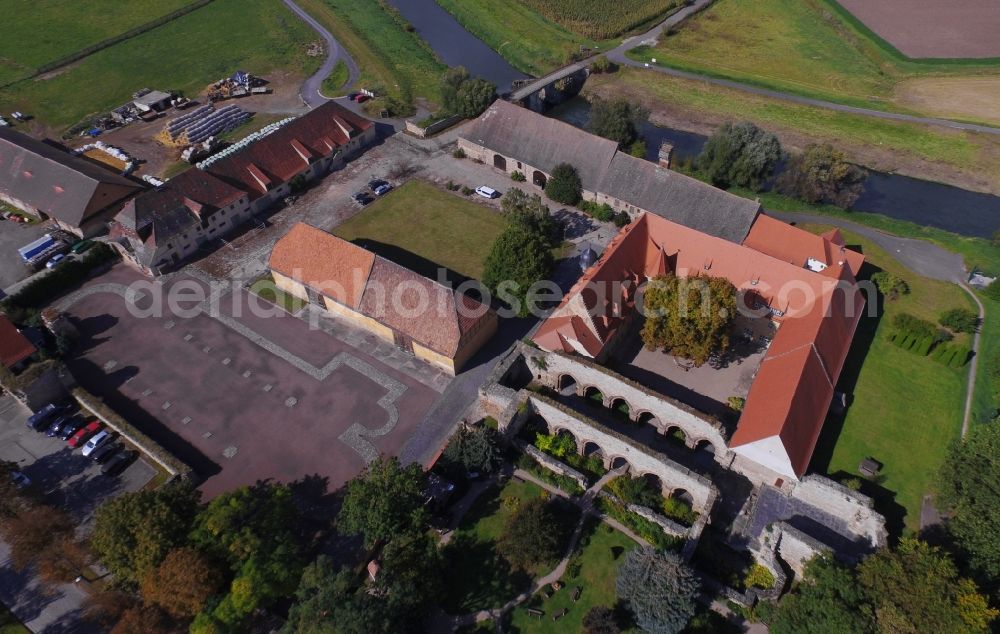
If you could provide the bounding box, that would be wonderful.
[520,443,588,491]
[405,115,463,138]
[793,475,887,549]
[773,522,831,580]
[627,502,688,538]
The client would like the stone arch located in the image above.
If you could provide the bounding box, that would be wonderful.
[582,440,604,458]
[493,154,507,170]
[532,170,547,188]
[636,411,658,426]
[558,373,578,393]
[583,386,604,405]
[694,439,716,456]
[609,396,631,417]
[671,488,694,506]
[553,427,579,453]
[664,425,687,447]
[640,472,664,495]
[610,456,631,471]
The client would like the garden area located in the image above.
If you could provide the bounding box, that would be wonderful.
[441,479,580,614]
[249,276,306,314]
[333,180,506,282]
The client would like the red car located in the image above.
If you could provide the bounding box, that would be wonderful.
[353,94,369,103]
[68,421,101,449]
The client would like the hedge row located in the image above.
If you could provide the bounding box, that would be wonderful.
[886,330,968,367]
[930,344,971,369]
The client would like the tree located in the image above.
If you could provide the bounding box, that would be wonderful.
[939,307,978,333]
[770,556,871,634]
[590,55,615,74]
[110,603,173,634]
[640,273,738,366]
[616,547,700,634]
[939,422,1000,596]
[1,504,74,572]
[442,424,503,475]
[497,498,562,570]
[857,539,997,633]
[501,187,563,248]
[697,121,782,191]
[588,97,649,149]
[482,223,555,317]
[440,66,470,114]
[455,78,496,118]
[91,482,201,586]
[870,271,909,300]
[338,456,428,548]
[545,163,582,205]
[777,143,868,208]
[141,547,226,618]
[583,605,621,634]
[0,460,28,519]
[375,532,445,624]
[35,538,91,586]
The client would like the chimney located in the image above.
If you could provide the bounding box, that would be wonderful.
[658,141,674,169]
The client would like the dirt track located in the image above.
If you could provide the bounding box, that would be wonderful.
[837,0,1000,59]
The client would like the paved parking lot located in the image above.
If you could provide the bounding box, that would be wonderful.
[0,395,155,523]
[59,265,442,498]
[0,218,49,292]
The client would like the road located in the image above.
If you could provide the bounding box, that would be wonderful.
[603,0,1000,136]
[282,0,359,107]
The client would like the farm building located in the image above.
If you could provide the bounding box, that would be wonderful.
[0,128,142,237]
[132,90,173,113]
[459,100,761,243]
[269,223,497,375]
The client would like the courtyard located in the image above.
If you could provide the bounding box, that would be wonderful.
[58,265,445,498]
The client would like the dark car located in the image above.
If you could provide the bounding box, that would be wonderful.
[351,191,373,206]
[368,179,389,192]
[57,417,85,441]
[45,415,73,437]
[27,403,72,432]
[101,450,137,477]
[89,442,119,464]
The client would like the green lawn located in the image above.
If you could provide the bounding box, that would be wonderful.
[0,0,196,86]
[322,60,350,96]
[0,0,321,131]
[508,519,637,633]
[520,0,684,40]
[434,0,616,75]
[628,0,1000,122]
[441,479,547,614]
[295,0,444,108]
[805,225,974,535]
[970,293,1000,426]
[333,180,507,281]
[0,605,28,634]
[250,277,306,314]
[585,70,1000,196]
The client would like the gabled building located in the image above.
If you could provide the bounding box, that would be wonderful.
[206,101,376,213]
[458,100,761,243]
[269,223,497,375]
[533,211,865,483]
[109,168,250,275]
[0,315,37,372]
[0,127,142,237]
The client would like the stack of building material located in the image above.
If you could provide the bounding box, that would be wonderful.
[158,104,251,146]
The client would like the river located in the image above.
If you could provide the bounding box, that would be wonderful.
[386,0,999,239]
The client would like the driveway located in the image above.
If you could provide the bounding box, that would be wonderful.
[283,0,359,106]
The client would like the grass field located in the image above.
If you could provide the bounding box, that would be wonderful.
[434,0,612,76]
[0,0,196,86]
[584,70,1000,196]
[519,0,682,40]
[508,519,636,632]
[322,60,350,96]
[628,0,1000,124]
[0,0,321,131]
[970,293,1000,427]
[295,0,443,108]
[333,180,507,281]
[806,224,973,535]
[250,277,306,314]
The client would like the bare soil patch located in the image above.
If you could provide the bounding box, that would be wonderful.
[896,77,1000,124]
[837,0,1000,59]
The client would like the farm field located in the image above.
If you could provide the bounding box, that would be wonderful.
[295,0,444,109]
[805,225,973,535]
[0,0,196,86]
[332,180,507,282]
[0,0,321,132]
[628,0,1000,124]
[583,70,1000,197]
[519,0,684,39]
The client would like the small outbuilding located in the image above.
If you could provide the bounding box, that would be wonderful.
[133,90,173,113]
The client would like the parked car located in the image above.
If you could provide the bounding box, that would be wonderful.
[475,186,499,199]
[353,94,369,103]
[368,178,389,192]
[69,240,95,254]
[68,421,102,449]
[45,415,73,437]
[89,442,119,464]
[101,450,137,477]
[57,417,85,440]
[45,253,67,269]
[374,184,392,196]
[351,191,373,206]
[11,471,30,489]
[81,430,111,457]
[27,403,72,432]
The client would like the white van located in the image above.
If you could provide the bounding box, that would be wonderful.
[475,186,499,199]
[81,430,110,457]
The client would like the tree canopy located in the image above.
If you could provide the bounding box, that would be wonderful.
[640,273,738,366]
[482,204,557,317]
[140,547,225,618]
[777,143,867,208]
[442,424,504,475]
[338,456,428,548]
[440,66,496,118]
[697,121,782,191]
[545,163,583,205]
[497,497,563,571]
[616,547,700,634]
[769,556,871,634]
[588,97,649,149]
[501,187,563,248]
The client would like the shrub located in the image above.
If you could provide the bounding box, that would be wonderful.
[461,186,475,196]
[698,121,782,191]
[446,180,460,191]
[891,313,937,340]
[579,199,616,222]
[728,396,746,412]
[545,163,582,205]
[510,170,526,182]
[452,148,466,159]
[588,97,648,149]
[662,497,698,526]
[777,143,868,208]
[590,55,615,74]
[939,308,978,334]
[613,210,631,227]
[871,271,910,300]
[745,564,776,589]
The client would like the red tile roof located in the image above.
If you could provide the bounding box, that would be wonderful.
[0,316,36,369]
[269,223,374,309]
[533,211,865,477]
[207,102,373,199]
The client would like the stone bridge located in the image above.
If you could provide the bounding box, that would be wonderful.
[510,60,590,112]
[527,396,717,513]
